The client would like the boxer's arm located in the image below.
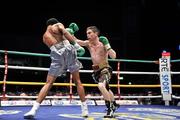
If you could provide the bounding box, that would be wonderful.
[73,36,89,47]
[108,49,116,59]
[57,24,77,43]
[56,24,86,56]
[65,22,88,46]
[99,36,116,59]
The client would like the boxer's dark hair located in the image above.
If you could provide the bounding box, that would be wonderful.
[46,18,59,26]
[86,26,100,36]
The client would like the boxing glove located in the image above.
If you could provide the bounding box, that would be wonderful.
[99,36,111,51]
[73,42,85,57]
[69,23,79,33]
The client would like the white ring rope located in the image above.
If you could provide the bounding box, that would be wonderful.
[1,63,180,101]
[1,65,180,75]
[3,95,180,99]
[0,95,162,99]
[0,65,159,75]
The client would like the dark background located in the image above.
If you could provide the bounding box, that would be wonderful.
[0,0,180,60]
[0,0,180,98]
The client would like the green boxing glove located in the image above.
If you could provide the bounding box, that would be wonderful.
[69,23,79,33]
[73,42,85,57]
[99,36,111,51]
[77,47,85,57]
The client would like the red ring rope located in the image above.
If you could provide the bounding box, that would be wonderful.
[69,74,73,102]
[2,50,8,100]
[117,62,120,100]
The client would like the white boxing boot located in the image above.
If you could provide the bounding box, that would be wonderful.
[81,101,89,117]
[24,101,40,119]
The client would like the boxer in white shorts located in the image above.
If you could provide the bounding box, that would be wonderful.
[24,18,88,119]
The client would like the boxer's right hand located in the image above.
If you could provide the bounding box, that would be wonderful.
[73,42,85,56]
[69,23,79,33]
[77,47,85,57]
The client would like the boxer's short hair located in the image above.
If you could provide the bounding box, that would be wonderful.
[46,18,59,26]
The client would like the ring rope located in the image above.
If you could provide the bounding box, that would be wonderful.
[0,95,162,99]
[0,65,160,74]
[1,49,180,104]
[0,81,163,87]
[0,50,157,63]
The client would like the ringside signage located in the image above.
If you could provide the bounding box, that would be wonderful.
[159,51,172,101]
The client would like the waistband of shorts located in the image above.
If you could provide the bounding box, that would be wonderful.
[50,45,56,51]
[92,63,109,71]
[50,40,71,51]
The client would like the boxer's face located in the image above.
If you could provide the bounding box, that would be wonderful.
[86,29,98,40]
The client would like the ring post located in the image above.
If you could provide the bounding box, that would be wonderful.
[159,50,172,106]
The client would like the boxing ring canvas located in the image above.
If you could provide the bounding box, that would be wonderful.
[1,105,180,120]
